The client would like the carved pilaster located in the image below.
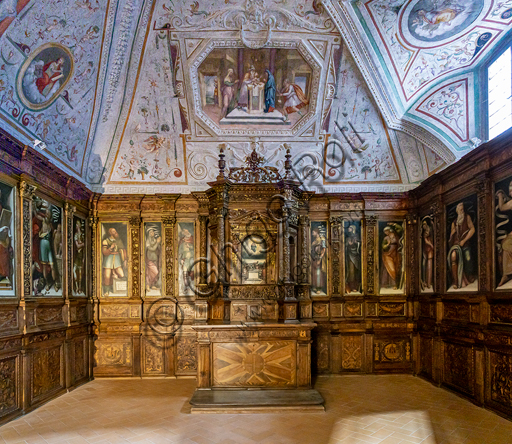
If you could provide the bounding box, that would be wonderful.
[283,208,291,283]
[198,215,208,286]
[162,216,176,298]
[19,181,37,300]
[406,212,418,295]
[299,215,310,285]
[129,217,141,299]
[65,204,76,299]
[330,216,343,296]
[88,216,99,301]
[477,177,490,292]
[366,215,377,295]
[217,207,227,284]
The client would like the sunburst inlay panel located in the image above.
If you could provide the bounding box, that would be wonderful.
[212,341,296,387]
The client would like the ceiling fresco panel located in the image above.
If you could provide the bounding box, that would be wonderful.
[0,0,108,174]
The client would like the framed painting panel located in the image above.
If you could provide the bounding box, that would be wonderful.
[0,181,14,296]
[311,221,328,296]
[100,222,129,297]
[378,220,405,295]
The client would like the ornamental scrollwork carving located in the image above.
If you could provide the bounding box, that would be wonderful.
[329,216,343,296]
[477,178,490,291]
[130,219,141,299]
[366,215,377,294]
[89,216,98,299]
[162,216,176,297]
[66,204,76,296]
[227,146,282,183]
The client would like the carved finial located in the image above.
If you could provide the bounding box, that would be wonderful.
[284,143,291,180]
[217,143,226,180]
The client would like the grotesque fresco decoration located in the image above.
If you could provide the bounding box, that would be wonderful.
[241,235,267,285]
[145,222,162,296]
[446,195,478,292]
[101,223,128,297]
[0,182,14,295]
[17,43,73,111]
[379,221,404,294]
[198,48,312,128]
[420,215,434,293]
[311,221,327,295]
[344,220,361,294]
[0,0,106,173]
[32,196,62,296]
[495,177,512,289]
[73,216,86,296]
[178,222,194,296]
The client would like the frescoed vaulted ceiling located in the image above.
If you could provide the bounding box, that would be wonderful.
[0,0,510,194]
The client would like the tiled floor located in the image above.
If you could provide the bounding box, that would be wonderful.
[1,375,511,444]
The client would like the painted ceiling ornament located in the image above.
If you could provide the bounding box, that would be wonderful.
[399,0,485,48]
[240,0,273,48]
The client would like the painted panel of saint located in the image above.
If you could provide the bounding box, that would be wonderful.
[344,220,361,294]
[495,177,512,289]
[241,235,267,285]
[144,222,162,296]
[420,215,434,293]
[101,222,128,297]
[32,196,63,296]
[446,196,478,292]
[311,221,328,295]
[0,182,14,295]
[72,216,86,296]
[379,221,405,294]
[178,222,194,296]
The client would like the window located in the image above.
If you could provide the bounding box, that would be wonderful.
[488,46,512,140]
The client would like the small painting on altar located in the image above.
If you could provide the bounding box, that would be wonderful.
[311,221,327,295]
[241,235,267,284]
[198,48,312,129]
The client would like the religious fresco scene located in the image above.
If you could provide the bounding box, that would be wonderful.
[446,195,478,292]
[100,222,128,297]
[0,182,14,295]
[32,195,62,296]
[2,0,512,436]
[72,216,86,296]
[379,221,405,294]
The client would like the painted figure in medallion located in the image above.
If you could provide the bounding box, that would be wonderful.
[101,225,128,295]
[446,200,477,290]
[145,224,162,293]
[311,222,327,295]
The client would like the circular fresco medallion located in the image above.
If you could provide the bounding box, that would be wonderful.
[16,42,74,111]
[399,0,485,48]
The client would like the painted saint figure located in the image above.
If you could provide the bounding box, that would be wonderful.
[496,183,512,286]
[447,202,476,289]
[145,225,162,291]
[264,69,276,113]
[345,224,361,293]
[278,78,309,121]
[73,219,85,294]
[421,218,434,291]
[178,225,194,295]
[311,225,327,294]
[36,57,65,97]
[381,223,403,290]
[221,68,238,118]
[102,228,127,294]
[33,205,60,292]
[0,189,12,286]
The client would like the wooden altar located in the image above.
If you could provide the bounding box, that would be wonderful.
[189,143,324,412]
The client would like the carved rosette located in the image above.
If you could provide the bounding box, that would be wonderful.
[162,216,176,297]
[19,181,37,298]
[330,216,342,296]
[129,217,141,299]
[366,216,377,295]
[88,216,98,300]
[66,204,76,297]
[198,215,208,286]
[299,215,310,284]
[477,178,490,291]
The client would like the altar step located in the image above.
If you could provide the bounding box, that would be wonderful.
[189,388,325,413]
[220,108,290,125]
